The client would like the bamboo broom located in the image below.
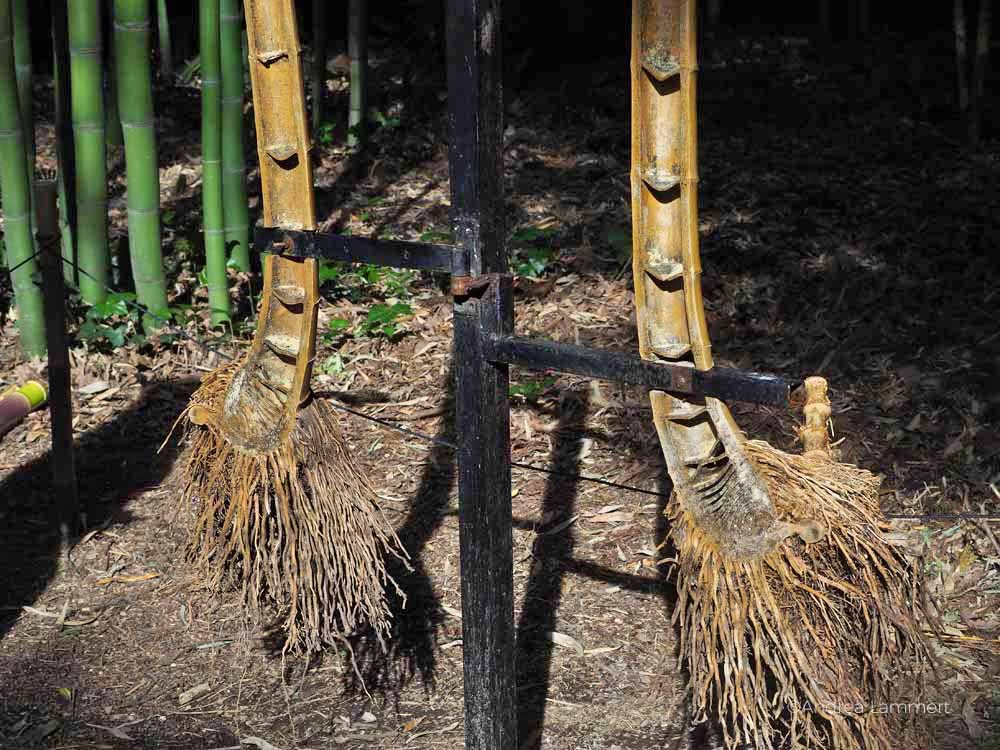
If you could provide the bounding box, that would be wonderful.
[178,0,406,655]
[630,2,931,748]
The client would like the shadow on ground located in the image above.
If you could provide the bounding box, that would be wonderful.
[0,378,196,639]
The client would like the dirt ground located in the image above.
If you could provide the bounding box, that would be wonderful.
[1,25,999,750]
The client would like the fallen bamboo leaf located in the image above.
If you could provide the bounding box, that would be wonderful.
[85,722,134,741]
[584,645,623,656]
[22,605,103,627]
[406,721,460,744]
[962,697,984,739]
[548,631,584,656]
[588,510,632,524]
[95,572,160,586]
[194,639,233,649]
[178,682,211,706]
[402,716,425,732]
[79,380,111,395]
[242,738,283,750]
[540,514,578,535]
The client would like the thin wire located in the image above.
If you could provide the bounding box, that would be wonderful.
[1,249,42,275]
[61,256,237,363]
[326,400,458,450]
[328,397,1000,518]
[32,256,1000,522]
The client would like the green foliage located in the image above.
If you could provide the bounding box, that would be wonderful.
[322,316,351,343]
[78,291,143,349]
[316,121,336,145]
[419,230,454,244]
[318,353,347,376]
[509,375,556,403]
[605,224,632,259]
[382,268,415,298]
[318,260,416,300]
[371,108,401,130]
[321,302,413,345]
[360,302,411,339]
[510,226,557,278]
[179,55,201,84]
[318,260,343,284]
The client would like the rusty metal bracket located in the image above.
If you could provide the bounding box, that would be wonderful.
[255,226,470,276]
[450,273,499,300]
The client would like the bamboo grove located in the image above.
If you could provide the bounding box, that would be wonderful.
[0,0,367,354]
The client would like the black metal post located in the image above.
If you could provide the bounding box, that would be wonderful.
[36,180,79,554]
[447,0,515,747]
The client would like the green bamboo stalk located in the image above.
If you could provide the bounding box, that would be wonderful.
[969,0,992,147]
[11,0,32,172]
[104,29,123,147]
[156,0,172,79]
[348,0,367,148]
[113,0,168,326]
[68,0,108,304]
[201,0,228,322]
[955,0,969,112]
[310,0,325,131]
[52,0,77,285]
[0,0,45,356]
[220,0,249,272]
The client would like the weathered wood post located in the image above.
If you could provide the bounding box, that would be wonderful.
[36,178,80,552]
[447,0,516,747]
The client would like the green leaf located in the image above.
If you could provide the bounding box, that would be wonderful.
[319,353,346,375]
[88,292,136,320]
[419,230,454,244]
[371,109,401,129]
[317,121,337,145]
[79,320,99,340]
[360,302,412,338]
[515,247,554,278]
[605,225,632,258]
[511,226,555,245]
[509,376,556,402]
[106,326,127,349]
[179,55,201,84]
[318,261,343,284]
[327,317,351,332]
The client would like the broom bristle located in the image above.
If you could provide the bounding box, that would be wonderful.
[181,360,408,654]
[670,439,931,750]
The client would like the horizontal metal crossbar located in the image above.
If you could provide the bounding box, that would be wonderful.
[485,335,793,406]
[254,226,469,275]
